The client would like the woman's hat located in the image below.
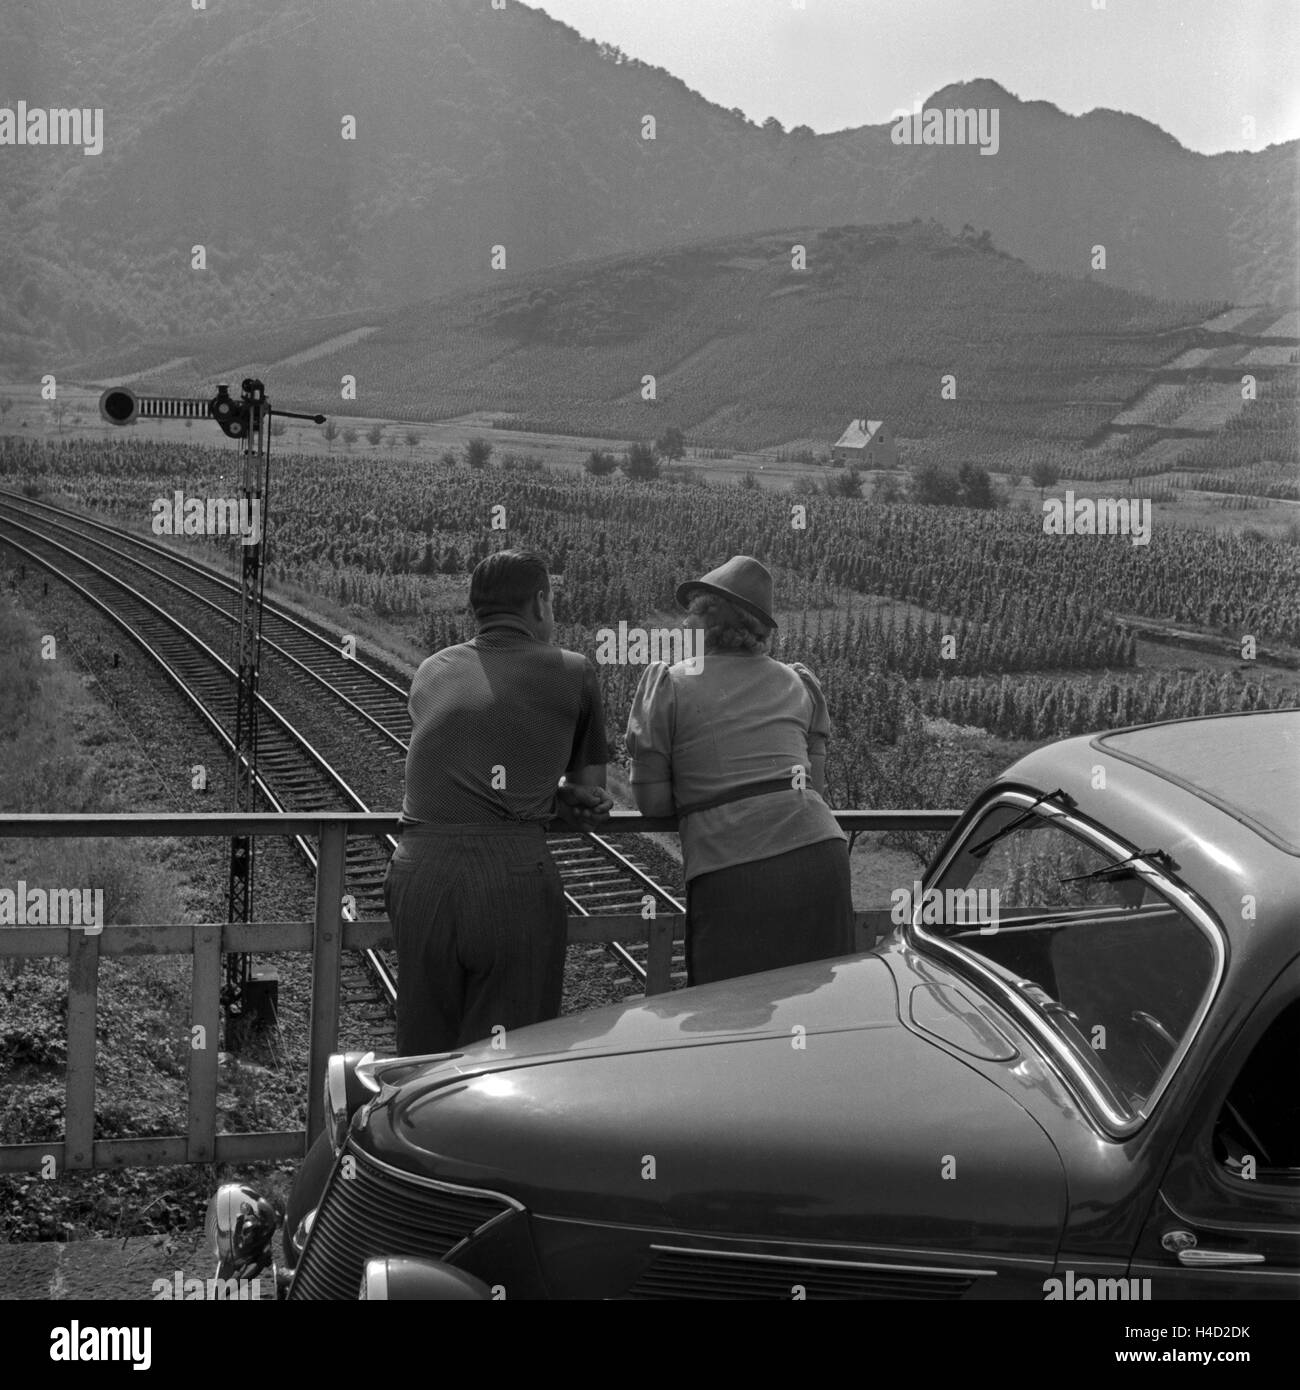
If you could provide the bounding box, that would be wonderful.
[676,555,777,630]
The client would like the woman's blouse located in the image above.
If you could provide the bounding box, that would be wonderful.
[625,652,846,882]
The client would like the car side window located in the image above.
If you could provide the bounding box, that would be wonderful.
[1213,997,1300,1183]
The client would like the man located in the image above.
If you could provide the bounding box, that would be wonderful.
[385,548,612,1054]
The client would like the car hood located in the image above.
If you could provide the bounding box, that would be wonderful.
[356,954,1068,1255]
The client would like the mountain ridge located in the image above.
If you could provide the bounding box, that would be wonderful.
[1,0,1294,367]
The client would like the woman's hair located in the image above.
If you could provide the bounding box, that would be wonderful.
[687,593,774,655]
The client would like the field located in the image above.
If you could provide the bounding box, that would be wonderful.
[4,435,1297,850]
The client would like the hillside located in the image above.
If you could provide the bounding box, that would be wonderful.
[64,222,1240,464]
[2,0,1295,367]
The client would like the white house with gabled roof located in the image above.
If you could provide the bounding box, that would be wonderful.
[832,417,897,469]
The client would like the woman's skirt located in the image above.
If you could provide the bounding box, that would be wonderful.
[685,836,855,986]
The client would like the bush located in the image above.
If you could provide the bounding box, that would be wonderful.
[465,437,493,470]
[909,461,961,505]
[956,462,995,509]
[584,449,617,476]
[826,466,864,498]
[872,473,902,503]
[621,442,659,481]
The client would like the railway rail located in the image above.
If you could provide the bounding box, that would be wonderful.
[0,489,687,1041]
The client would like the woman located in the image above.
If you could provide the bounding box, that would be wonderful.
[625,555,855,985]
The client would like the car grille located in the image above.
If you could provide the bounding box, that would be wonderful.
[288,1143,514,1300]
[627,1248,979,1300]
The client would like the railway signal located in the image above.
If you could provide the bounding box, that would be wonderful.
[100,379,326,1042]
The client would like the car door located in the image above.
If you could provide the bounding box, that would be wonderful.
[1130,961,1300,1299]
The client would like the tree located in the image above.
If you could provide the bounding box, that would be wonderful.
[585,449,617,477]
[655,425,686,461]
[321,421,339,449]
[1029,459,1060,499]
[762,116,785,136]
[366,423,383,447]
[439,545,462,575]
[621,442,659,481]
[465,437,492,470]
[790,124,815,140]
[48,401,67,433]
[405,429,420,453]
[341,426,359,449]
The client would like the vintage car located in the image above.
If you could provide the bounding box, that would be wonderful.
[208,710,1299,1299]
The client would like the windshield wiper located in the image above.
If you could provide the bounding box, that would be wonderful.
[966,788,1075,860]
[1058,847,1179,884]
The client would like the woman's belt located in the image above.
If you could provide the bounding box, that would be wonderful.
[675,776,806,820]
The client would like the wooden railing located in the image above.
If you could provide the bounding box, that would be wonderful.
[0,809,958,1173]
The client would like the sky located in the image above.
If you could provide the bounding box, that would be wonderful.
[532,0,1300,154]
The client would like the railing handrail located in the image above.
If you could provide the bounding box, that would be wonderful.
[0,808,962,836]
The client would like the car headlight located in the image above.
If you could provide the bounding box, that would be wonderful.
[206,1184,279,1279]
[325,1050,379,1154]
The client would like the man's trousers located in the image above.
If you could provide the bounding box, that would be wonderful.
[383,821,567,1055]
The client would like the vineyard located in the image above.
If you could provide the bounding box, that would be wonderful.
[62,223,1226,459]
[5,435,1297,826]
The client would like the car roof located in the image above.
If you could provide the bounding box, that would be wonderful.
[1093,710,1299,856]
[991,709,1300,995]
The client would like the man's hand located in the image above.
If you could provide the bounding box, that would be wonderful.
[555,781,613,830]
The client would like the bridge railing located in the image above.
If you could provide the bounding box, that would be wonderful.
[0,808,958,1173]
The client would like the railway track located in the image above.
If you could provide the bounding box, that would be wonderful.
[0,489,687,1040]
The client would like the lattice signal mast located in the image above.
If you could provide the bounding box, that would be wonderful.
[99,380,326,1031]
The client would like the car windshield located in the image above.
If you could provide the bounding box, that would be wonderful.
[915,799,1219,1125]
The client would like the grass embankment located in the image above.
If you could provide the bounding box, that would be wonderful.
[0,595,276,1241]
